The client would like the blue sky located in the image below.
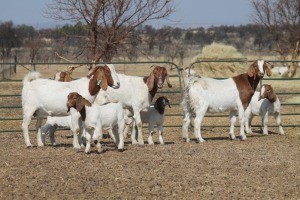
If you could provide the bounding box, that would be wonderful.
[0,0,253,28]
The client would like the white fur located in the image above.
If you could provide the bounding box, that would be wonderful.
[181,76,245,143]
[245,88,284,135]
[73,102,125,153]
[271,65,289,75]
[95,73,152,145]
[21,64,120,148]
[125,105,167,145]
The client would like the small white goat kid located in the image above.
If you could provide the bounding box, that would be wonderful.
[244,84,284,135]
[21,64,120,148]
[67,92,125,153]
[126,96,171,145]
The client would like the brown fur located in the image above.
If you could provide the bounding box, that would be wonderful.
[58,72,73,82]
[259,84,277,103]
[143,66,172,101]
[233,60,271,109]
[88,65,114,96]
[66,92,92,121]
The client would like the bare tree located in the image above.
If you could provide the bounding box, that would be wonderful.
[251,0,300,77]
[46,0,174,62]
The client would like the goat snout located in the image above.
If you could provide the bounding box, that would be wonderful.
[112,82,120,89]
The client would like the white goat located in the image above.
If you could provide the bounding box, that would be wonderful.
[270,64,289,75]
[95,66,172,145]
[245,84,284,135]
[125,96,171,145]
[41,116,84,146]
[66,92,125,153]
[181,60,272,142]
[21,64,120,148]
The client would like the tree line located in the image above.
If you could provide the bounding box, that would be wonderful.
[0,21,274,63]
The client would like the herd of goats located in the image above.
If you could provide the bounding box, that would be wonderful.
[20,60,285,153]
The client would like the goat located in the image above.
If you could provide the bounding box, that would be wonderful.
[95,66,172,145]
[245,84,284,135]
[66,92,125,153]
[21,64,120,148]
[54,71,73,82]
[181,60,271,142]
[270,64,289,75]
[125,96,171,145]
[41,116,83,146]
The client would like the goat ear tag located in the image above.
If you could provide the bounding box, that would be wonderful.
[97,80,102,86]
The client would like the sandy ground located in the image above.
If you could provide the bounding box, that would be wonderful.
[0,126,299,200]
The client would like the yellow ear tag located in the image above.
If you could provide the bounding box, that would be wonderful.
[97,80,102,86]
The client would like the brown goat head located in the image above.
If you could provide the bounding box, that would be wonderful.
[248,60,272,80]
[66,92,91,112]
[258,84,277,103]
[88,65,114,96]
[145,66,172,91]
[57,71,73,82]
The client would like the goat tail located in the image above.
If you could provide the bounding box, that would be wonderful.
[23,71,41,84]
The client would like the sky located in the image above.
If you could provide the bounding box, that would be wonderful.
[0,0,254,28]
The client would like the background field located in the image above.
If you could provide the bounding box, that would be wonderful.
[0,61,299,199]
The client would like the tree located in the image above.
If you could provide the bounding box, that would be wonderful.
[46,0,174,62]
[251,0,300,77]
[0,21,19,60]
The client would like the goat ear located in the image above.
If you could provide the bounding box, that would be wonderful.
[268,88,275,100]
[247,64,256,79]
[264,65,272,77]
[76,96,85,112]
[98,68,108,91]
[147,72,155,91]
[166,74,172,88]
[100,77,108,91]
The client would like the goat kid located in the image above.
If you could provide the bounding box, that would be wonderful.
[245,84,284,135]
[67,92,125,153]
[181,60,271,142]
[21,64,120,148]
[95,66,172,145]
[126,96,171,145]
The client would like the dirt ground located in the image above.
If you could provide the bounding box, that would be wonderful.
[0,126,299,200]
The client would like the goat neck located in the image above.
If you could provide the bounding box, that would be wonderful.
[232,73,262,109]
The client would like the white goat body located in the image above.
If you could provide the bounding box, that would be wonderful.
[67,92,125,153]
[126,96,170,145]
[95,66,172,145]
[271,66,289,75]
[21,64,120,148]
[245,84,284,135]
[181,60,271,142]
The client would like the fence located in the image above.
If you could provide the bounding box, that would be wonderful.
[188,59,300,130]
[0,60,299,134]
[0,61,184,133]
[0,63,16,80]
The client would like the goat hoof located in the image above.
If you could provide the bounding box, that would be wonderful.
[93,140,98,145]
[118,148,124,152]
[26,144,34,148]
[229,135,236,140]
